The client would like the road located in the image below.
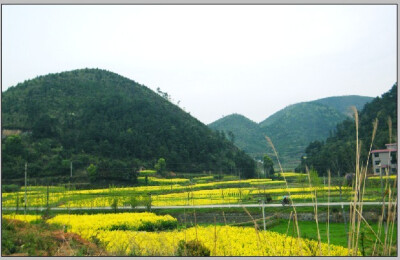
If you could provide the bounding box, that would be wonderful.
[2,201,395,211]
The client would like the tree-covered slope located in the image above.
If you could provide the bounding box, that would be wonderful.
[2,69,255,183]
[296,83,397,176]
[259,102,347,169]
[208,114,268,157]
[312,95,373,117]
[209,95,373,170]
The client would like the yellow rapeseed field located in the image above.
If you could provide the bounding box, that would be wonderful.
[2,214,42,223]
[75,224,352,256]
[47,212,177,239]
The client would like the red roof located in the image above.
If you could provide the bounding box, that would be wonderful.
[371,149,397,153]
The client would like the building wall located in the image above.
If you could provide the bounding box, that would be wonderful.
[372,151,397,175]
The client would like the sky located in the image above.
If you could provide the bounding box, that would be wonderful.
[2,5,397,124]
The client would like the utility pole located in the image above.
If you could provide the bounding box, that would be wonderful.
[262,200,266,231]
[70,161,73,178]
[24,162,27,215]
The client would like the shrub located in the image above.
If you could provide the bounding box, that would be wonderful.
[176,240,210,256]
[128,197,139,209]
[2,184,20,192]
[137,220,177,232]
[141,195,152,212]
[265,194,272,203]
[110,198,118,213]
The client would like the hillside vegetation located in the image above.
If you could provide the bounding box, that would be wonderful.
[296,83,397,175]
[209,96,373,170]
[208,114,268,157]
[1,69,256,184]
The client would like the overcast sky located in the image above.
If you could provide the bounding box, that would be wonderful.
[2,5,397,124]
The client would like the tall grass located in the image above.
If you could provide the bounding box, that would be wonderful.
[266,136,303,255]
[306,166,322,255]
[265,106,396,256]
[347,108,397,256]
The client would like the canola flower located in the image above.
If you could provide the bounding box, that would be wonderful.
[139,170,157,175]
[252,186,352,195]
[289,194,315,199]
[138,177,190,185]
[2,180,355,209]
[47,212,177,239]
[368,175,397,180]
[2,214,42,223]
[281,172,307,177]
[193,176,214,181]
[92,226,353,256]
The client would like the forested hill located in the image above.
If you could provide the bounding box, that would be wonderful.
[209,95,373,170]
[311,95,373,117]
[2,69,255,183]
[208,114,268,157]
[296,83,397,176]
[259,102,348,169]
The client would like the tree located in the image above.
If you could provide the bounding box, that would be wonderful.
[4,135,24,157]
[263,154,274,177]
[155,158,167,177]
[227,131,235,144]
[32,114,58,138]
[87,164,98,182]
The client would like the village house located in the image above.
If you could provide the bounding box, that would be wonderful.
[371,143,397,175]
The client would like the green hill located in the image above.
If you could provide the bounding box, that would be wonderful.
[312,95,373,117]
[259,102,347,169]
[208,114,268,157]
[209,95,373,170]
[1,68,256,184]
[296,84,397,175]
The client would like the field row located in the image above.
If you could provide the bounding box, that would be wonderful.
[2,174,395,209]
[2,213,354,256]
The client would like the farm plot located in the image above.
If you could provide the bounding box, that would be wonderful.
[1,174,394,209]
[2,213,353,256]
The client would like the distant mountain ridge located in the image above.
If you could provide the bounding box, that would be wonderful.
[311,95,374,117]
[209,95,374,170]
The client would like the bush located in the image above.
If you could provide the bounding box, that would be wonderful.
[128,197,139,209]
[138,220,177,232]
[141,195,152,212]
[176,240,210,256]
[110,198,118,213]
[2,184,20,192]
[265,194,272,203]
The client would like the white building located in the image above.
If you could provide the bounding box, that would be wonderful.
[371,143,397,175]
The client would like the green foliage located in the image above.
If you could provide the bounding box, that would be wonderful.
[308,169,322,187]
[297,83,397,176]
[87,164,98,182]
[110,198,118,213]
[176,240,211,256]
[127,196,139,209]
[209,114,268,158]
[2,184,20,192]
[142,195,152,212]
[137,220,177,232]
[155,158,167,176]
[313,95,373,117]
[210,96,373,170]
[263,154,274,177]
[2,68,256,182]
